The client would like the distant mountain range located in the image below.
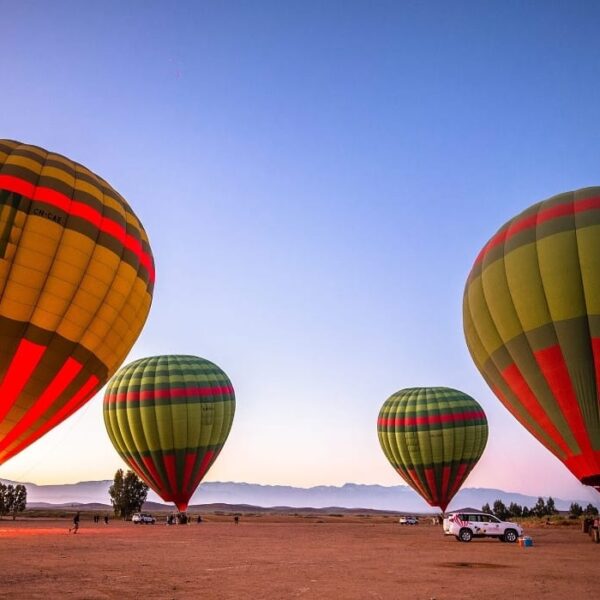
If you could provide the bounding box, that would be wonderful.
[0,478,594,512]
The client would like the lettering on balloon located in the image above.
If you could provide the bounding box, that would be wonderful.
[32,208,63,225]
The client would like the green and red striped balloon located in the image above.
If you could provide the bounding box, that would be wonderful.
[464,187,600,491]
[377,387,488,512]
[103,355,235,511]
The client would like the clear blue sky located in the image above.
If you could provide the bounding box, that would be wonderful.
[1,1,600,503]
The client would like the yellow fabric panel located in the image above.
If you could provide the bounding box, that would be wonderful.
[537,231,587,322]
[111,268,137,297]
[4,155,44,174]
[19,144,46,160]
[73,177,103,203]
[481,257,523,344]
[32,307,63,332]
[57,267,110,342]
[46,151,77,169]
[102,295,150,373]
[84,246,120,286]
[504,242,552,332]
[12,210,26,229]
[83,310,114,346]
[577,224,600,314]
[0,215,64,318]
[463,299,489,367]
[40,165,75,188]
[0,261,11,289]
[10,255,52,295]
[13,225,58,269]
[0,203,12,222]
[35,275,78,301]
[3,241,16,263]
[0,295,35,321]
[56,230,95,267]
[466,274,505,356]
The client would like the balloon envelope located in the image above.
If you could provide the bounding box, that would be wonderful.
[464,187,600,491]
[103,355,235,511]
[0,140,154,465]
[377,387,488,512]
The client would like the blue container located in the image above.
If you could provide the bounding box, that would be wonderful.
[519,536,533,547]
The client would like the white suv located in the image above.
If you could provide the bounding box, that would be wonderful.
[443,512,522,543]
[131,512,155,524]
[399,516,418,525]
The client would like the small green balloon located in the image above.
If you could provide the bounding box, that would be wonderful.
[104,355,235,511]
[378,387,488,512]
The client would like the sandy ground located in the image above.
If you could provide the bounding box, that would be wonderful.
[0,516,597,599]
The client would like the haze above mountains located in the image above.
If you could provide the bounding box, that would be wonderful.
[1,479,594,512]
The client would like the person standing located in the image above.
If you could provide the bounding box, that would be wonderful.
[69,512,80,534]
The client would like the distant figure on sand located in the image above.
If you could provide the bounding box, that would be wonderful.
[234,516,239,525]
[197,515,202,524]
[69,512,80,534]
[104,515,109,525]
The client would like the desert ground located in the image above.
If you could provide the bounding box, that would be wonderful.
[0,514,597,600]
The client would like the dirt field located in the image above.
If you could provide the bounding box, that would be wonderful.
[0,516,597,599]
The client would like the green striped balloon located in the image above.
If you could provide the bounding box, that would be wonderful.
[377,387,488,512]
[103,355,235,511]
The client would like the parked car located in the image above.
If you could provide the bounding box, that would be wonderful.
[398,515,418,525]
[132,512,155,524]
[443,511,522,542]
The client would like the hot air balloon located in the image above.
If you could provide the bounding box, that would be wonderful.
[377,387,488,512]
[0,140,154,465]
[103,355,235,512]
[464,187,600,492]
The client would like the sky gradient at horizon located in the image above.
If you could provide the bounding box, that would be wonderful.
[1,1,600,504]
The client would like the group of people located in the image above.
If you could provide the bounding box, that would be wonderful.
[70,511,240,531]
[93,514,109,524]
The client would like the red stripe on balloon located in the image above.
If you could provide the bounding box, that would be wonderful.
[0,174,155,282]
[500,363,572,456]
[534,345,594,461]
[141,456,169,500]
[475,195,600,266]
[0,357,82,453]
[105,385,234,403]
[182,452,198,494]
[378,410,485,427]
[446,462,469,504]
[440,464,451,502]
[565,451,600,482]
[0,374,99,463]
[0,339,46,424]
[163,454,178,496]
[127,455,160,492]
[405,467,432,505]
[185,450,215,498]
[424,467,438,506]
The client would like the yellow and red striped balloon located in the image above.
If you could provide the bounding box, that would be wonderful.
[0,140,154,464]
